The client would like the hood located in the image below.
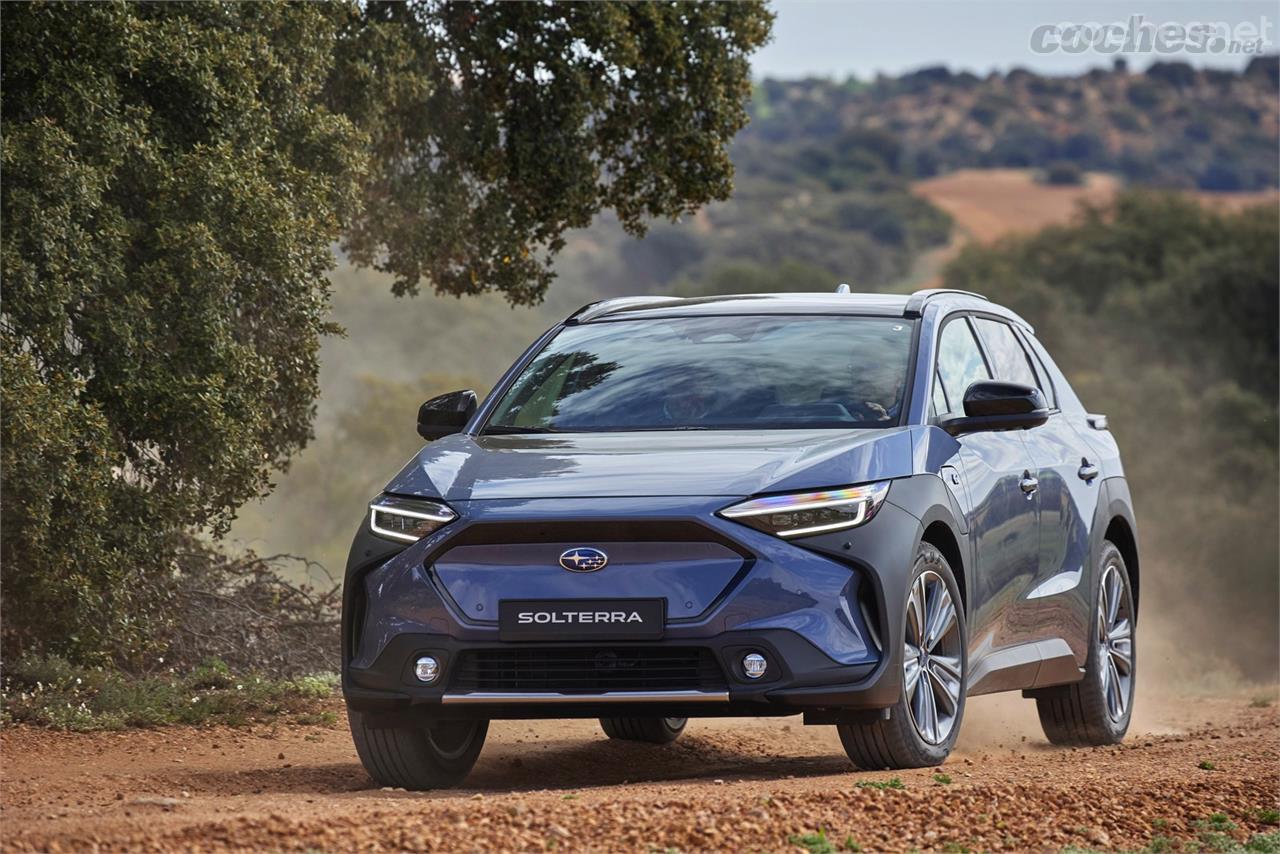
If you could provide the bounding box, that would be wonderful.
[384,428,916,501]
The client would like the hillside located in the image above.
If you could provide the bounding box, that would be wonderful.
[744,56,1279,192]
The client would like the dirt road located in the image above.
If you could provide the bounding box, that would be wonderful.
[3,690,1276,852]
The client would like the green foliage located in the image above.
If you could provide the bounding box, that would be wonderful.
[741,61,1278,190]
[1200,816,1240,833]
[1,1,771,665]
[944,193,1279,679]
[1247,833,1280,853]
[1199,761,1218,771]
[333,1,773,303]
[1,2,364,665]
[788,830,837,854]
[934,773,953,785]
[1,654,336,731]
[1253,810,1280,826]
[855,777,905,790]
[1043,162,1085,186]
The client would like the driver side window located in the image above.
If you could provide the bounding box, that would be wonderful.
[934,318,991,416]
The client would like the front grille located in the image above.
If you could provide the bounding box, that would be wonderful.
[451,647,727,693]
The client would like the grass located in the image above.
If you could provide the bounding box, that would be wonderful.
[1249,696,1273,708]
[787,830,861,853]
[934,772,953,785]
[1,654,337,731]
[1246,833,1280,852]
[1198,760,1217,770]
[856,776,905,790]
[1252,809,1280,826]
[1063,832,1280,854]
[788,830,836,854]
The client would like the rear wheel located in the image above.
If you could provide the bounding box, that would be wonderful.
[1034,541,1135,746]
[348,707,488,789]
[599,716,687,744]
[838,542,967,770]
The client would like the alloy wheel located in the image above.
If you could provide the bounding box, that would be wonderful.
[1097,562,1134,722]
[903,570,963,745]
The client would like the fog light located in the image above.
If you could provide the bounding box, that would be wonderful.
[742,652,768,680]
[414,656,440,683]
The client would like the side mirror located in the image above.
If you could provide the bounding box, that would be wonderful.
[940,380,1050,436]
[417,389,477,441]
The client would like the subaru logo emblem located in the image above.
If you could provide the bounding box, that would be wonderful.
[559,547,608,572]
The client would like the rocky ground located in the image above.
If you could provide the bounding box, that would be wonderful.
[2,691,1277,852]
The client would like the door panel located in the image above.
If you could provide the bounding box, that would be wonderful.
[957,434,1042,671]
[932,315,1043,678]
[970,317,1099,666]
[1019,413,1101,664]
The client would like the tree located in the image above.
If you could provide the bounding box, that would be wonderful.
[0,1,772,663]
[330,1,772,302]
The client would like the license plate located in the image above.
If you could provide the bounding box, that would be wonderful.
[498,599,665,642]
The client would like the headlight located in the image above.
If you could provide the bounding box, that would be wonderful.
[369,494,457,543]
[719,481,891,539]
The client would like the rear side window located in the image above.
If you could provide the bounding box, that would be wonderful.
[973,318,1040,390]
[934,318,990,416]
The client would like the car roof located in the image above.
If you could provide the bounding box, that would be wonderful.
[570,290,1033,331]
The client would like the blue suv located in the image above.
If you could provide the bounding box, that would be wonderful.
[342,288,1140,788]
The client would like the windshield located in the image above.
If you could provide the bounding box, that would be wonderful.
[484,315,914,433]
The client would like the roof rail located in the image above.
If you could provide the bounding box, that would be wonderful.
[568,295,684,323]
[902,288,988,318]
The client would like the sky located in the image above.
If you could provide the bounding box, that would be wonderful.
[752,1,1277,79]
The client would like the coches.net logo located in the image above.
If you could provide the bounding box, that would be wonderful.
[1030,14,1273,56]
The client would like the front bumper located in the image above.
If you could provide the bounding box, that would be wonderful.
[342,494,923,721]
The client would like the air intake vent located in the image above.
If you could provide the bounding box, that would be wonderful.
[451,647,726,693]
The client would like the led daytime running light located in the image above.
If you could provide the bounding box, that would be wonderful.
[369,495,457,543]
[720,481,891,539]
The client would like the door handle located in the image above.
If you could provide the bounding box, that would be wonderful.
[1020,472,1039,495]
[1078,459,1099,482]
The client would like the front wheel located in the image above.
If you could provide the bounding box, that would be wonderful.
[599,716,687,744]
[838,542,968,770]
[348,707,488,789]
[1034,540,1135,746]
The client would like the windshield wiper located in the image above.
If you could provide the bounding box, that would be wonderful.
[481,425,563,435]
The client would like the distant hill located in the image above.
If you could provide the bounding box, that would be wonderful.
[743,56,1279,192]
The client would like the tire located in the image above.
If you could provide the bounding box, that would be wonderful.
[1034,541,1135,746]
[599,716,687,744]
[348,707,488,789]
[838,542,968,770]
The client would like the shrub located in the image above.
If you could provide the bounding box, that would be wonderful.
[1043,161,1085,186]
[1,654,337,731]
